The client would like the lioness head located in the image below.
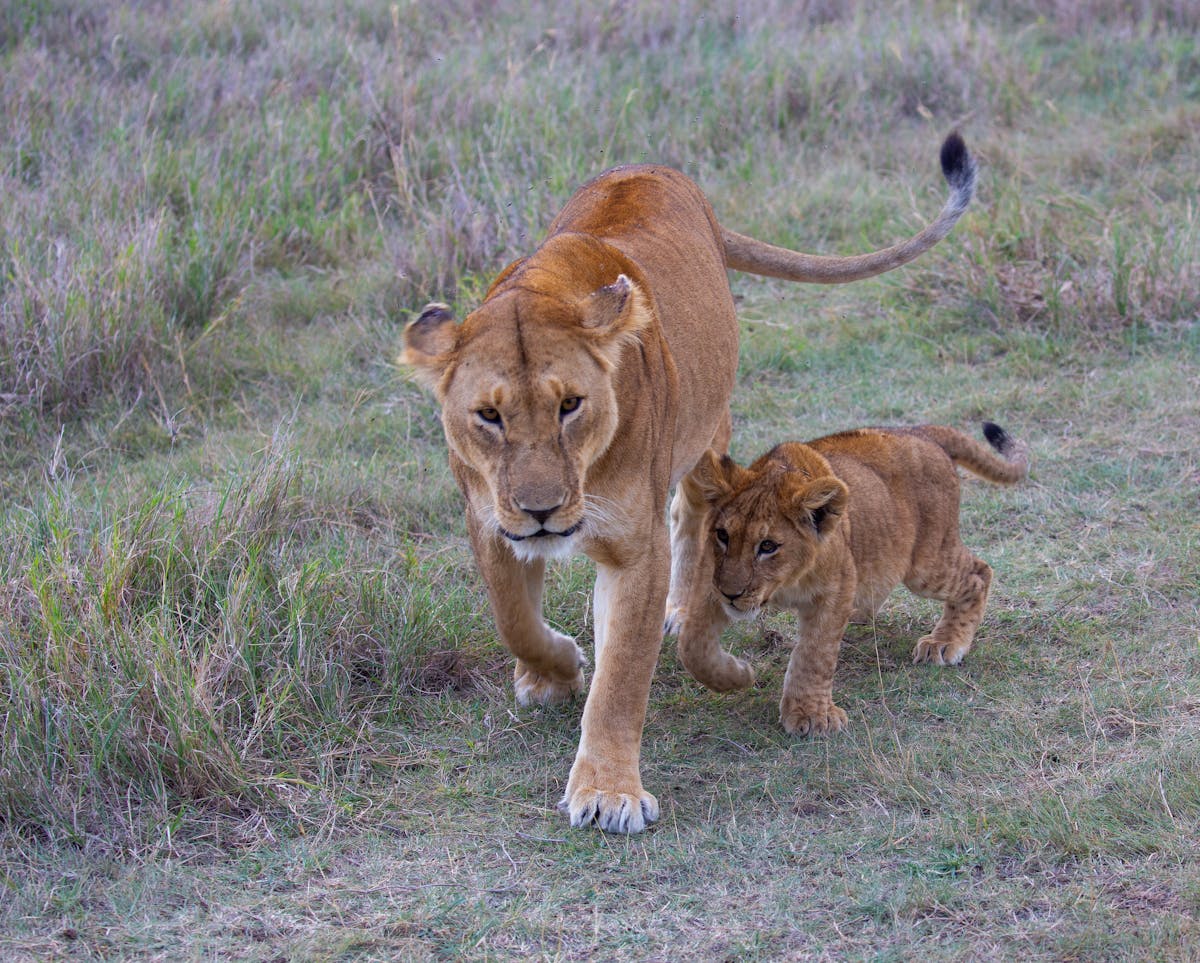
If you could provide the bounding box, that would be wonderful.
[686,448,849,621]
[401,237,654,562]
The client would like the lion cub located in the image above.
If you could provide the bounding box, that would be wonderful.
[676,423,1028,736]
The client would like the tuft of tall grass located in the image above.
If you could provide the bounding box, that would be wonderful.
[0,436,450,851]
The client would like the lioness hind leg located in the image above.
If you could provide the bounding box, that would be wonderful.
[908,551,992,666]
[666,417,732,635]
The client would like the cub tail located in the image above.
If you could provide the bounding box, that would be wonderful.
[919,422,1029,486]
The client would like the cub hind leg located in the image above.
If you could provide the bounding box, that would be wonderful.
[906,546,992,666]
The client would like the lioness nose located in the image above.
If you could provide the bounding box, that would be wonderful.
[722,589,744,602]
[515,484,566,524]
[526,506,559,525]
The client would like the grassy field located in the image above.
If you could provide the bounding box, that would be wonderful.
[2,1,1199,959]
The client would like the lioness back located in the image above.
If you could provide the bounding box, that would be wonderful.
[546,165,740,461]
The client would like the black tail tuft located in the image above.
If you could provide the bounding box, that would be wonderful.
[982,421,1009,453]
[940,131,975,193]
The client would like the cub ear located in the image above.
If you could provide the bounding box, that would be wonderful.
[581,273,654,341]
[787,476,848,538]
[682,449,746,506]
[400,303,459,390]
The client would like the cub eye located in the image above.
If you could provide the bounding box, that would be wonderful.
[714,527,729,546]
[477,407,502,425]
[560,396,582,417]
[757,539,779,556]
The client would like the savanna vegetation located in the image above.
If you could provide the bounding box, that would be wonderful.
[2,1,1198,958]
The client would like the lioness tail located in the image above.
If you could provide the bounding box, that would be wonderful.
[721,132,977,284]
[919,422,1029,486]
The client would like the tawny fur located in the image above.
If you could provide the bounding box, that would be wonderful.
[401,135,976,833]
[677,424,1028,737]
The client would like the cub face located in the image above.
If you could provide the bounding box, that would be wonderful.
[402,271,653,562]
[688,449,849,619]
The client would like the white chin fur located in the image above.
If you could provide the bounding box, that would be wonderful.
[506,533,581,564]
[723,601,760,623]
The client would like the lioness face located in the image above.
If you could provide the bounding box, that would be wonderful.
[402,274,652,562]
[440,311,619,561]
[690,452,848,620]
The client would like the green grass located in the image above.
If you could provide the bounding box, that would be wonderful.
[2,0,1200,959]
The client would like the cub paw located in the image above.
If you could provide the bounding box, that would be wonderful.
[912,635,971,666]
[780,698,848,737]
[662,606,683,637]
[559,786,660,835]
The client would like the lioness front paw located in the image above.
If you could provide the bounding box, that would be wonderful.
[514,664,583,705]
[662,605,683,637]
[513,632,586,706]
[559,785,660,835]
[912,635,971,666]
[559,754,660,834]
[780,697,848,737]
[692,652,755,693]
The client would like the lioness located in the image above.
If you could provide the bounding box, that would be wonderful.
[676,423,1029,736]
[402,134,975,833]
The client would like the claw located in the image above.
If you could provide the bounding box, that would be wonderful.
[560,787,659,834]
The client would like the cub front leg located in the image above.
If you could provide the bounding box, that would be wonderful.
[665,422,731,636]
[676,551,754,692]
[561,539,669,834]
[468,514,585,706]
[780,593,853,737]
[664,480,707,636]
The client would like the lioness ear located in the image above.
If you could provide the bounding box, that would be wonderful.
[581,274,654,341]
[683,449,746,506]
[582,274,633,330]
[400,303,459,390]
[787,476,848,538]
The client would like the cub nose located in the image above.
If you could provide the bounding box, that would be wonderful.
[722,589,744,602]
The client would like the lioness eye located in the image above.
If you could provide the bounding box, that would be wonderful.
[758,539,779,556]
[560,396,582,417]
[477,407,502,425]
[714,528,729,546]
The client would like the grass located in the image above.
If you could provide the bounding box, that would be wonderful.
[2,0,1199,959]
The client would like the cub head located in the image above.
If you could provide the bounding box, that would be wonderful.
[401,241,653,562]
[684,448,849,620]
